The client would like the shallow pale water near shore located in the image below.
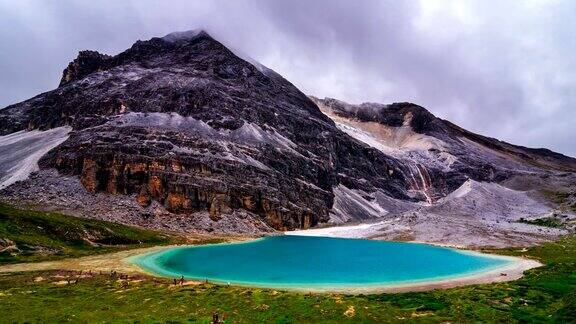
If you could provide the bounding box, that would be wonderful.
[129,236,524,292]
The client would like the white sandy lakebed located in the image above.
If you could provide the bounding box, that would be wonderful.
[286,221,390,239]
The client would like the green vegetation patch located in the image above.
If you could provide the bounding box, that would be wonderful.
[0,203,574,322]
[0,203,177,264]
[0,235,574,322]
[518,217,566,229]
[543,190,571,204]
[542,190,576,212]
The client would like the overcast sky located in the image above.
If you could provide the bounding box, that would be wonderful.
[1,0,575,156]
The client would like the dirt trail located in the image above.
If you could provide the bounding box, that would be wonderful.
[0,246,173,275]
[0,235,255,275]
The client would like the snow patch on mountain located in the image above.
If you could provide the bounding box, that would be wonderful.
[286,220,405,238]
[231,122,298,152]
[329,185,388,223]
[0,127,71,189]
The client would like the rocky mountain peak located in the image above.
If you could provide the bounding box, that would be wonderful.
[1,30,575,243]
[3,31,330,134]
[0,30,419,231]
[59,50,111,87]
[312,96,576,184]
[161,29,210,43]
[311,97,442,134]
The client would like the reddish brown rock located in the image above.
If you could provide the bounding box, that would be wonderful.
[136,190,152,208]
[80,159,98,192]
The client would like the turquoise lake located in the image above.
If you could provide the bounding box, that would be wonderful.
[131,236,513,289]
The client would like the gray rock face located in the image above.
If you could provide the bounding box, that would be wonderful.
[59,50,112,87]
[312,97,576,180]
[0,31,413,230]
[1,30,574,234]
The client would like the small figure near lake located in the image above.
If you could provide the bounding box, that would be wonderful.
[211,311,221,324]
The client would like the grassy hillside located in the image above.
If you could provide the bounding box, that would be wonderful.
[0,203,177,264]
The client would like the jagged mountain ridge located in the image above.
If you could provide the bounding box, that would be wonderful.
[0,30,424,231]
[0,30,574,240]
[312,96,576,182]
[304,97,575,246]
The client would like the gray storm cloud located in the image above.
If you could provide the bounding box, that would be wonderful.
[0,0,574,156]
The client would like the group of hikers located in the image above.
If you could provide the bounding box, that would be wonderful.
[172,275,219,286]
[56,269,214,288]
[59,269,94,285]
[173,275,186,285]
[53,269,138,289]
[53,269,228,322]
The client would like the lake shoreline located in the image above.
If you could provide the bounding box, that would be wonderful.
[126,237,543,294]
[295,258,543,294]
[0,235,543,294]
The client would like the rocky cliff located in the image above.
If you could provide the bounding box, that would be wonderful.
[312,96,576,182]
[0,30,574,241]
[0,30,417,230]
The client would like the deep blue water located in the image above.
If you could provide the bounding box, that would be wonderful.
[131,236,512,288]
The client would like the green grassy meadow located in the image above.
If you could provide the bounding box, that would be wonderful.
[0,204,574,323]
[0,202,179,264]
